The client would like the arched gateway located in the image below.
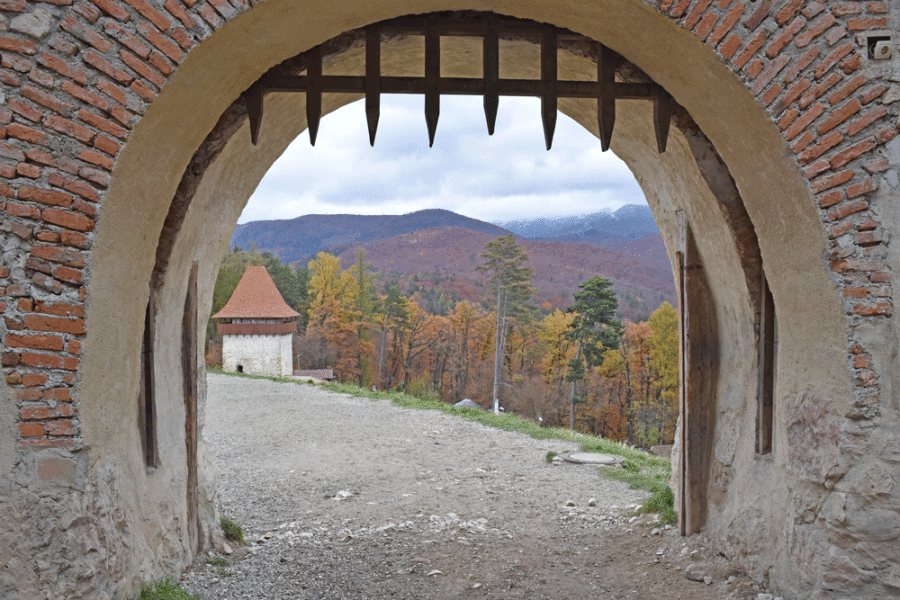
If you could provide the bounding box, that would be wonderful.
[0,1,896,598]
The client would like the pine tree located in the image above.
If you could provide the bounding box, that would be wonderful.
[476,235,534,414]
[566,275,622,430]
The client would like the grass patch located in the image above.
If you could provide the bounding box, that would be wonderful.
[207,556,231,578]
[210,370,675,524]
[220,516,244,543]
[135,577,199,600]
[545,451,559,463]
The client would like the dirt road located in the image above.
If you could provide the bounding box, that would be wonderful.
[180,374,769,600]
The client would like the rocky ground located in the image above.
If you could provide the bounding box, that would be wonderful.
[181,374,777,600]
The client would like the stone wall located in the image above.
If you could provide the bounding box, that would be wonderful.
[222,333,292,378]
[0,0,896,598]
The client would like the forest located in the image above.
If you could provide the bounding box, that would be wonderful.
[209,237,679,448]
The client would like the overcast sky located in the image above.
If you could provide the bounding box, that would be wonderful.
[239,95,647,225]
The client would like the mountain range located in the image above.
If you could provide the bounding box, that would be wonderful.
[230,205,675,321]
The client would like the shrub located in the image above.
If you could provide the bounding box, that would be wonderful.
[220,516,244,543]
[136,577,199,600]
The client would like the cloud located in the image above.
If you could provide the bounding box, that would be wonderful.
[240,95,646,224]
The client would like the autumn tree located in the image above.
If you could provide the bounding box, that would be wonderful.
[565,276,622,429]
[476,235,534,414]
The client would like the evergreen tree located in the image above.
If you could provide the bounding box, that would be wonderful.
[566,275,622,429]
[476,235,534,414]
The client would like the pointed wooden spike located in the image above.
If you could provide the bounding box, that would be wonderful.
[425,17,440,147]
[542,99,556,151]
[307,46,322,146]
[365,25,381,146]
[483,16,499,136]
[426,96,439,147]
[541,27,558,151]
[247,86,263,146]
[597,44,615,152]
[654,93,673,153]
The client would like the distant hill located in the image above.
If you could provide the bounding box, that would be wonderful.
[230,207,675,322]
[495,204,658,242]
[231,208,511,265]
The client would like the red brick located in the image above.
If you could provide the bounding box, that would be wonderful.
[45,420,74,436]
[862,159,889,175]
[695,12,719,39]
[146,52,173,76]
[123,0,172,30]
[44,387,72,401]
[831,2,860,17]
[0,0,26,9]
[827,199,867,221]
[31,244,84,267]
[82,51,133,84]
[828,74,866,106]
[766,16,806,58]
[24,147,57,168]
[0,35,37,55]
[77,148,114,170]
[817,189,843,208]
[21,85,74,117]
[0,141,25,161]
[37,52,88,85]
[846,106,888,137]
[96,78,129,107]
[734,30,768,69]
[853,355,871,368]
[846,17,887,31]
[207,0,236,18]
[825,25,847,46]
[685,0,713,29]
[747,58,764,79]
[743,0,773,30]
[94,134,120,156]
[4,371,21,385]
[32,272,62,294]
[773,0,802,25]
[48,172,100,202]
[119,50,166,87]
[782,47,819,85]
[19,186,73,208]
[44,114,95,144]
[720,34,742,59]
[78,109,127,139]
[72,198,97,217]
[197,3,223,28]
[8,99,43,123]
[846,179,873,199]
[784,101,826,140]
[42,207,96,232]
[762,82,783,106]
[53,266,82,285]
[21,405,72,420]
[17,163,41,179]
[61,80,109,112]
[830,137,876,169]
[36,231,60,243]
[18,423,45,438]
[138,21,184,62]
[812,169,854,193]
[108,104,137,128]
[753,54,790,94]
[861,85,886,105]
[169,27,193,51]
[60,15,112,52]
[2,352,20,367]
[130,79,155,101]
[18,438,77,449]
[79,166,109,187]
[60,229,88,249]
[816,98,860,134]
[709,3,743,47]
[853,302,891,317]
[72,0,99,20]
[20,351,79,371]
[67,339,82,355]
[814,42,853,79]
[876,126,898,144]
[800,72,843,109]
[804,158,831,179]
[799,131,844,164]
[103,20,151,59]
[2,52,34,73]
[794,13,836,48]
[164,0,198,29]
[840,53,861,75]
[91,0,130,20]
[6,333,64,351]
[6,202,41,219]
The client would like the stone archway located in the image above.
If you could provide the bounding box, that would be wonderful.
[0,1,896,598]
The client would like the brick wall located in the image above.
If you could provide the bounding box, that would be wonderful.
[0,0,895,450]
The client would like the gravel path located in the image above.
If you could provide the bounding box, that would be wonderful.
[181,374,768,600]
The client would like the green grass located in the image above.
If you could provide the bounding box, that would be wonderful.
[210,369,675,523]
[206,556,230,578]
[220,516,244,543]
[545,451,559,463]
[135,577,199,600]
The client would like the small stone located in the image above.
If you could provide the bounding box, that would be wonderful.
[685,563,709,582]
[883,86,900,105]
[471,583,482,589]
[222,543,233,555]
[757,594,775,600]
[10,8,54,39]
[426,569,442,576]
[587,498,597,506]
[679,547,690,558]
[565,500,576,507]
[704,576,713,585]
[651,527,662,536]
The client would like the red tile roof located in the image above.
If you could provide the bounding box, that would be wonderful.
[212,266,301,320]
